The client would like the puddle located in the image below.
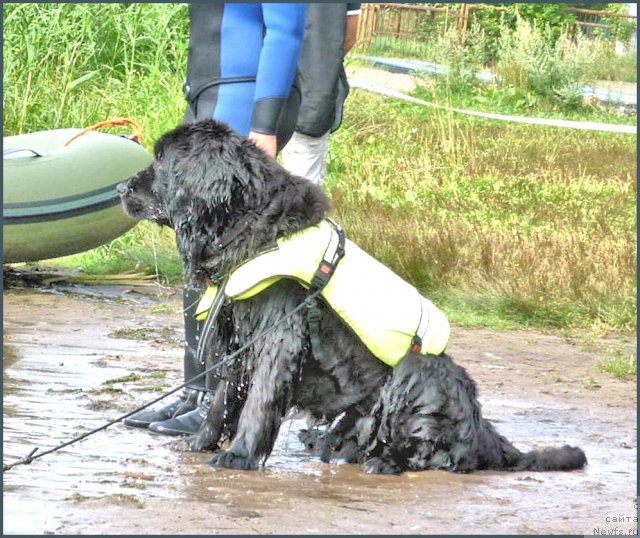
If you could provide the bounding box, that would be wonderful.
[3,286,637,534]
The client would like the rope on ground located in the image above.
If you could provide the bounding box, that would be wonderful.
[350,80,637,135]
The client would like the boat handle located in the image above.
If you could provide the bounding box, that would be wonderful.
[3,148,43,158]
[64,117,143,147]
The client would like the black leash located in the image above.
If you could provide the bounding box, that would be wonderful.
[3,286,323,473]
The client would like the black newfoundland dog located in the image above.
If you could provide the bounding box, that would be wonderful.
[118,120,586,475]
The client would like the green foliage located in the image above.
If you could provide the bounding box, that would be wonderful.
[466,4,516,41]
[598,354,637,379]
[366,15,636,112]
[495,18,598,109]
[599,3,637,43]
[514,3,577,40]
[2,3,189,138]
[464,3,635,46]
[52,221,183,283]
[588,50,637,83]
[3,4,636,332]
[406,4,637,63]
[440,3,578,50]
[326,89,636,332]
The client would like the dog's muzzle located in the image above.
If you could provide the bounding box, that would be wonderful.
[116,181,131,197]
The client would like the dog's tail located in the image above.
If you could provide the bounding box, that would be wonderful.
[490,428,587,471]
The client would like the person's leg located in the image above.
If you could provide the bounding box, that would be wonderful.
[124,286,206,432]
[281,130,330,185]
[146,284,212,436]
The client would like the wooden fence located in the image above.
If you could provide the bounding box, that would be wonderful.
[357,3,637,54]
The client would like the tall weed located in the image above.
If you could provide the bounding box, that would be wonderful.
[3,3,189,140]
[328,90,636,331]
[495,18,598,109]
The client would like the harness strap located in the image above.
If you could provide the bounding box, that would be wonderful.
[411,298,430,354]
[195,276,229,367]
[309,218,346,291]
[306,219,346,377]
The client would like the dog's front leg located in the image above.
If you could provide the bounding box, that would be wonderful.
[209,352,295,470]
[209,301,303,470]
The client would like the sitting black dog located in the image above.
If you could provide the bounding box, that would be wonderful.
[118,120,587,474]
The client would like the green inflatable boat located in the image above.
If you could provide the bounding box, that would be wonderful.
[3,127,153,264]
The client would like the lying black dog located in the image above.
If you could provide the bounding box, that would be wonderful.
[118,120,586,474]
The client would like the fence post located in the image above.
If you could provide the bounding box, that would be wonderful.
[358,4,374,48]
[371,4,379,45]
[456,3,470,42]
[357,4,366,45]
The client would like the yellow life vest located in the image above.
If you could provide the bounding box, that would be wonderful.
[195,219,449,367]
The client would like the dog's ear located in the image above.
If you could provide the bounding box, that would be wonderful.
[259,174,331,235]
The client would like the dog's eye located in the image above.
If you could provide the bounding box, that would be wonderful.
[156,150,164,160]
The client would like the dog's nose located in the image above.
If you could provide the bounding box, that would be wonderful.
[116,182,129,196]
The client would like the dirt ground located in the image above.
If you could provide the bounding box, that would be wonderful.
[2,280,637,535]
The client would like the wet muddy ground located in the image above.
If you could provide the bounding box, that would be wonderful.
[3,283,637,535]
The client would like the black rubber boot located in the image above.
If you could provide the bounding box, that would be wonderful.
[123,388,199,429]
[148,392,210,436]
[143,285,210,435]
[182,284,207,391]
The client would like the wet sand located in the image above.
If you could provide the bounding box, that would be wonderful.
[3,284,637,535]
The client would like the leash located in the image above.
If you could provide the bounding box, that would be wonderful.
[3,286,324,473]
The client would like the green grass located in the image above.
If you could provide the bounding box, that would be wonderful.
[598,354,637,380]
[3,3,636,334]
[358,19,637,115]
[51,221,183,283]
[411,79,637,124]
[3,3,189,139]
[590,50,637,83]
[325,89,636,333]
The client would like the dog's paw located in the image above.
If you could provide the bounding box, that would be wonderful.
[209,447,258,470]
[336,440,361,463]
[362,457,402,475]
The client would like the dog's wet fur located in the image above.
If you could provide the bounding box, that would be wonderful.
[118,120,587,474]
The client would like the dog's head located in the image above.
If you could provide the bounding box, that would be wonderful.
[118,121,251,226]
[118,120,330,283]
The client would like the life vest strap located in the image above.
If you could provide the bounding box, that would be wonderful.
[306,220,349,376]
[306,298,340,372]
[309,218,345,291]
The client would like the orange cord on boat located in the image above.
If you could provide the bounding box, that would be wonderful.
[63,117,144,147]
